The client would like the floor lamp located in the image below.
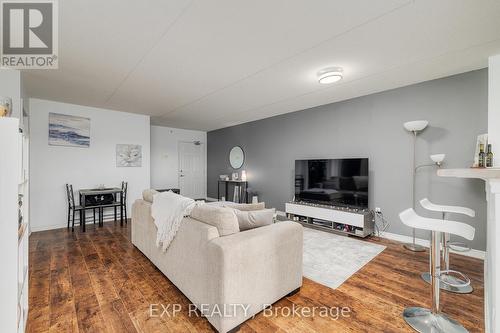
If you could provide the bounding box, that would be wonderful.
[403,120,429,252]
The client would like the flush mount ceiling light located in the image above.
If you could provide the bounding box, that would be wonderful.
[317,67,343,84]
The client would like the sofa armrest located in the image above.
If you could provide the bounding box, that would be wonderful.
[131,199,155,254]
[205,221,303,332]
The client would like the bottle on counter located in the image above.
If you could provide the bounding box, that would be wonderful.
[479,143,486,168]
[487,144,494,168]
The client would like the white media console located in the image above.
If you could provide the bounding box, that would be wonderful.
[285,202,374,238]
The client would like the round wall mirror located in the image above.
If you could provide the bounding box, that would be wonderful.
[229,146,245,169]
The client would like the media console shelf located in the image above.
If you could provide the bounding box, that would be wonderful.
[285,202,374,238]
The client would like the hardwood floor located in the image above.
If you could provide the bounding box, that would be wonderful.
[27,221,484,333]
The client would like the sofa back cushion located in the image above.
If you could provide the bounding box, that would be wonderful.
[143,189,160,203]
[233,208,275,231]
[190,204,239,236]
[223,202,266,211]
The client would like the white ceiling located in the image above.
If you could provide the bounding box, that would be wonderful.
[22,0,500,131]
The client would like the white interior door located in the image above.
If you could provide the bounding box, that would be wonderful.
[178,141,205,199]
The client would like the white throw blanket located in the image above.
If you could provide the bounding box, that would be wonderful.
[151,191,196,251]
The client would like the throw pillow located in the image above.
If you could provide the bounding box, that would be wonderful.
[233,208,275,231]
[190,204,240,236]
[223,202,266,211]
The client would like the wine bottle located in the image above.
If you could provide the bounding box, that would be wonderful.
[479,144,485,168]
[487,144,494,168]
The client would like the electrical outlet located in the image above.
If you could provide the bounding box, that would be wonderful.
[375,207,382,213]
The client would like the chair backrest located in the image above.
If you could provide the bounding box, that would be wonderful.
[65,184,76,208]
[419,198,475,217]
[399,208,475,240]
[122,181,128,202]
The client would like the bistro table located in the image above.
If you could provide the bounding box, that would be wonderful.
[79,187,123,232]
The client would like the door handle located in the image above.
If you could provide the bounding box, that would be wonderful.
[180,175,185,177]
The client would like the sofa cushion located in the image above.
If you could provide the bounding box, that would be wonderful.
[223,202,266,211]
[233,208,275,231]
[190,204,239,236]
[143,189,160,203]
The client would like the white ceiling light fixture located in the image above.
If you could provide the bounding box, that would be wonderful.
[317,67,343,84]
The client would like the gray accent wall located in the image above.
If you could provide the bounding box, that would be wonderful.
[207,69,488,251]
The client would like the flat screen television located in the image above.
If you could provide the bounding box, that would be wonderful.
[294,158,369,209]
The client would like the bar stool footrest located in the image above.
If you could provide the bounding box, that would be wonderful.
[447,241,471,252]
[439,270,471,288]
[421,272,473,294]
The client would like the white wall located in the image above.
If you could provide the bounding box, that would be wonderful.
[151,125,206,194]
[489,55,500,167]
[29,98,151,231]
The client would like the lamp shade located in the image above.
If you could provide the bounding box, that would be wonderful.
[430,154,445,164]
[403,120,428,132]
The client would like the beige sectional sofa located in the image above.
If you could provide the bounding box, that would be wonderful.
[131,193,303,333]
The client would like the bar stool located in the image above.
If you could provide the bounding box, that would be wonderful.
[420,198,475,294]
[399,208,475,333]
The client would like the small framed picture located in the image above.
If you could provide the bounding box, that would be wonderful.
[116,144,142,167]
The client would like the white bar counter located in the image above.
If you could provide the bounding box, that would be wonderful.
[437,168,500,333]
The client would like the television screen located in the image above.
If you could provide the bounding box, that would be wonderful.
[294,158,369,208]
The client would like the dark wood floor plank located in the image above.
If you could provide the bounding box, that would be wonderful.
[48,246,79,333]
[27,236,52,333]
[27,221,484,333]
[26,308,50,333]
[48,304,79,333]
[99,299,138,333]
[68,236,110,333]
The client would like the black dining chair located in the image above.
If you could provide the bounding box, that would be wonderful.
[96,182,128,226]
[108,197,122,224]
[121,181,128,225]
[65,184,98,231]
[99,191,122,225]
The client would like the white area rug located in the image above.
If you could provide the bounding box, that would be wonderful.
[303,227,386,289]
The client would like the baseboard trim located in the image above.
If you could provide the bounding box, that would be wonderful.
[31,224,63,232]
[31,214,126,232]
[379,231,485,260]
